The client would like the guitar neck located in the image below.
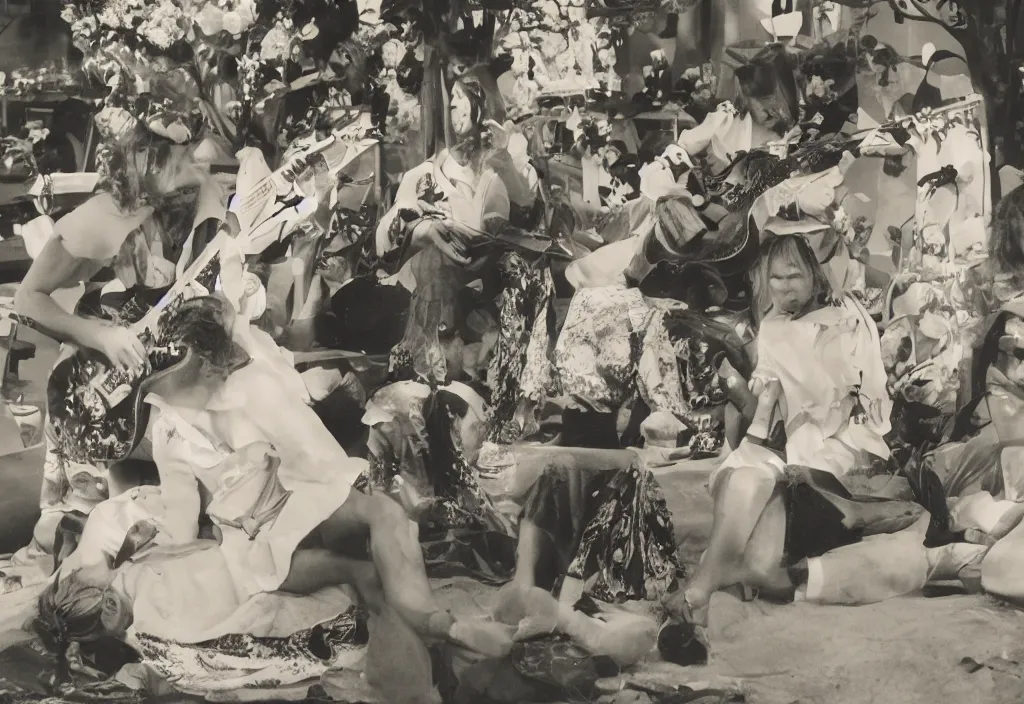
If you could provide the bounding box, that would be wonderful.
[131,234,226,333]
[128,135,342,335]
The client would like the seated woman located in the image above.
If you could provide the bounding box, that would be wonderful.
[665,234,892,631]
[32,296,510,660]
[489,446,682,667]
[13,125,227,561]
[367,70,553,442]
[555,191,757,454]
[356,379,517,581]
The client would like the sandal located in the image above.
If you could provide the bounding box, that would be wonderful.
[657,593,709,667]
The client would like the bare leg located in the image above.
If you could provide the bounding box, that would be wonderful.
[709,0,746,100]
[319,490,512,656]
[494,518,546,625]
[318,490,443,632]
[279,548,387,613]
[674,2,707,72]
[709,0,743,66]
[738,489,794,597]
[683,465,777,621]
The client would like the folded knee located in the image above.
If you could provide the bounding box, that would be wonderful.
[716,465,778,494]
[980,543,1023,601]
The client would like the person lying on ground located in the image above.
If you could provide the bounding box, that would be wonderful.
[32,295,511,664]
[664,234,892,635]
[488,446,691,664]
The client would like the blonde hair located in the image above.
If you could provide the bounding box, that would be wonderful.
[33,570,110,682]
[98,126,181,213]
[753,235,833,323]
[991,185,1024,280]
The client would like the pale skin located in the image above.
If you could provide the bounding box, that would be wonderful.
[130,358,510,656]
[664,256,827,627]
[14,149,205,372]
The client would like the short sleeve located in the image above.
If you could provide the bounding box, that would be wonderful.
[55,193,154,262]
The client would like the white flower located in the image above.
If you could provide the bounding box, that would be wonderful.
[381,38,405,68]
[538,0,561,21]
[920,223,946,248]
[832,206,851,239]
[879,327,906,369]
[918,310,952,341]
[260,25,291,61]
[195,4,226,34]
[806,75,835,100]
[222,10,244,34]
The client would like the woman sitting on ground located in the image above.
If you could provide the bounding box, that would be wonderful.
[967,185,1024,318]
[32,296,510,662]
[665,234,892,631]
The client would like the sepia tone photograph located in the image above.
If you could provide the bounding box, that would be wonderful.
[0,0,1020,702]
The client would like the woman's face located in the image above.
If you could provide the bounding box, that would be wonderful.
[768,256,816,315]
[67,563,134,638]
[450,84,473,137]
[147,146,197,195]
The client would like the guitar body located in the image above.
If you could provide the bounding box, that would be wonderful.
[47,343,194,466]
[45,273,217,466]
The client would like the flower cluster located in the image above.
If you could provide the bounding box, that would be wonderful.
[0,66,81,99]
[0,121,50,176]
[88,0,191,50]
[193,0,258,37]
[566,111,611,157]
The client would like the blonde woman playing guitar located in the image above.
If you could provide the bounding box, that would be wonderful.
[10,130,330,567]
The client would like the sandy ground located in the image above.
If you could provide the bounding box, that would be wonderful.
[3,313,1024,703]
[603,460,1024,704]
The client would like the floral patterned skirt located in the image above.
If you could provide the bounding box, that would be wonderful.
[521,459,683,603]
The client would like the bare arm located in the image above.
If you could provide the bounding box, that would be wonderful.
[150,418,204,545]
[13,236,105,348]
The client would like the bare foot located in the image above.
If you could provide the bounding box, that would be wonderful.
[662,587,710,629]
[448,617,514,658]
[493,580,532,626]
[513,587,561,641]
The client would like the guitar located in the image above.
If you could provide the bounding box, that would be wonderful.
[46,136,342,466]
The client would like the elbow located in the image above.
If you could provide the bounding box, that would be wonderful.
[13,285,34,318]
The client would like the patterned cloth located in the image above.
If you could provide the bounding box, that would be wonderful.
[355,383,517,583]
[554,287,650,414]
[556,286,750,456]
[487,253,557,443]
[521,459,683,603]
[132,609,368,697]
